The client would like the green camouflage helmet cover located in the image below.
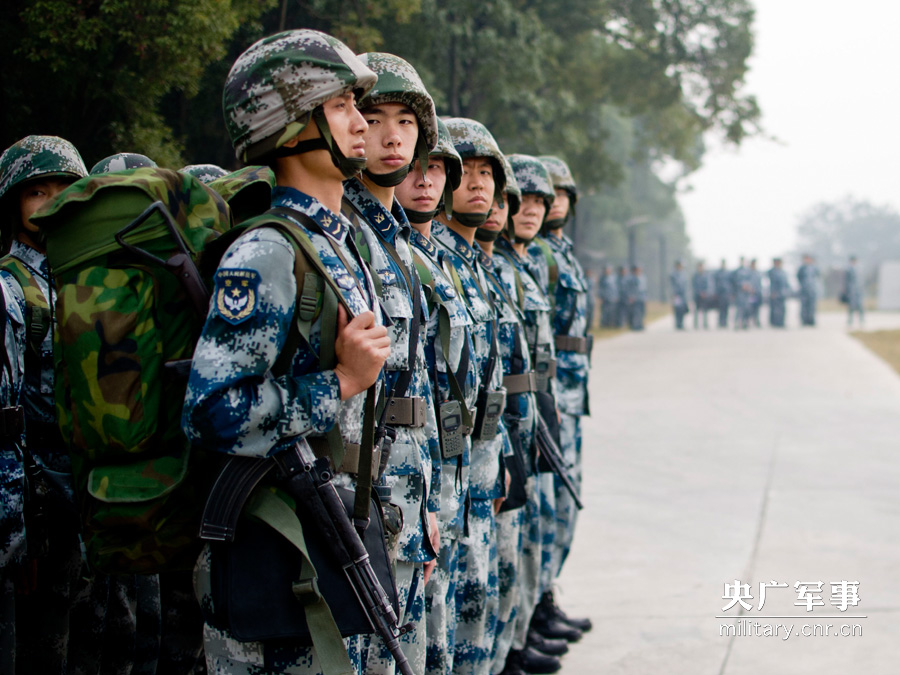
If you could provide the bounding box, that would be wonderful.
[208,165,275,225]
[223,29,378,163]
[433,117,462,192]
[499,153,520,217]
[357,52,438,151]
[443,117,507,198]
[537,155,578,205]
[508,153,554,213]
[0,135,87,204]
[181,164,228,184]
[90,153,157,175]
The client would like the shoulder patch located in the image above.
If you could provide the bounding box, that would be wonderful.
[215,268,260,325]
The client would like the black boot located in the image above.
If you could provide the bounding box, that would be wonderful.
[530,598,582,643]
[518,646,561,674]
[526,629,569,656]
[499,650,528,675]
[541,591,593,633]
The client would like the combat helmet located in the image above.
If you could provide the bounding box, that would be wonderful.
[443,117,507,228]
[357,52,438,188]
[475,153,519,243]
[90,153,157,175]
[538,155,577,231]
[223,29,377,177]
[405,118,463,224]
[0,135,88,249]
[508,154,554,214]
[181,164,228,185]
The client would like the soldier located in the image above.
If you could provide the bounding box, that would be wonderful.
[394,119,479,675]
[340,52,442,675]
[181,164,229,184]
[625,265,647,330]
[615,266,628,327]
[844,255,864,327]
[797,254,819,326]
[431,117,510,675]
[669,260,689,330]
[0,273,25,674]
[182,29,391,673]
[748,259,763,328]
[731,257,752,330]
[691,261,712,329]
[768,258,789,328]
[526,155,591,643]
[714,259,732,328]
[597,265,619,328]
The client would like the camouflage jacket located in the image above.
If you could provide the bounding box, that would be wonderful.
[598,272,619,302]
[527,233,589,417]
[432,222,506,502]
[768,268,790,298]
[797,264,819,295]
[0,241,65,471]
[692,271,713,297]
[409,227,478,536]
[183,186,383,460]
[0,274,26,567]
[342,178,439,563]
[670,270,689,303]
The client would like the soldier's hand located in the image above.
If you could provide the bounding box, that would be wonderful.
[334,306,391,400]
[423,512,440,585]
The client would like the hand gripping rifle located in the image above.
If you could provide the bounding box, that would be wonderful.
[534,415,584,511]
[273,440,414,675]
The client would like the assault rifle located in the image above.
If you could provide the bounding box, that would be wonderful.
[534,415,584,511]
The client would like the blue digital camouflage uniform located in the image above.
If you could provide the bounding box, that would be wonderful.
[527,232,588,588]
[623,271,647,330]
[615,269,628,327]
[714,266,732,328]
[749,267,763,327]
[731,265,753,330]
[768,266,790,328]
[691,269,712,329]
[432,222,506,675]
[0,274,25,674]
[183,185,384,674]
[797,263,819,326]
[669,269,689,330]
[598,270,619,327]
[410,226,478,675]
[845,264,864,326]
[342,177,440,675]
[491,238,553,667]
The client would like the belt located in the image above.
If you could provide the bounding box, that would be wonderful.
[536,358,557,379]
[554,335,594,355]
[385,396,428,428]
[503,372,538,394]
[0,406,25,438]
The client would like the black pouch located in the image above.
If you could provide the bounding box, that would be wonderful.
[498,416,528,513]
[208,485,399,644]
[534,391,561,473]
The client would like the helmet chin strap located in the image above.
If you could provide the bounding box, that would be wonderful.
[543,217,567,231]
[405,208,437,224]
[474,227,501,242]
[451,210,491,228]
[363,133,431,188]
[274,108,366,179]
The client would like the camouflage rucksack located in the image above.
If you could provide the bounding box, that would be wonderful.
[32,167,232,574]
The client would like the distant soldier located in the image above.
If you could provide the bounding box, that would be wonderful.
[797,254,820,326]
[714,259,731,328]
[731,256,752,330]
[626,265,647,330]
[597,265,619,327]
[615,265,628,327]
[844,255,864,327]
[669,260,689,330]
[748,259,763,327]
[768,258,790,328]
[691,261,712,329]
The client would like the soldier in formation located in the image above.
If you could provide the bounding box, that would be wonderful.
[691,261,712,329]
[843,255,864,327]
[669,260,689,330]
[797,254,820,327]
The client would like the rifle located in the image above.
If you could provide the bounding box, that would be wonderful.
[273,440,414,675]
[534,414,584,511]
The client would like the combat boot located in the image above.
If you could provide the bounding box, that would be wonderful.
[529,601,582,643]
[505,647,562,675]
[526,629,569,656]
[540,590,593,633]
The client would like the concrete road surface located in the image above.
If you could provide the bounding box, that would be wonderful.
[556,307,900,674]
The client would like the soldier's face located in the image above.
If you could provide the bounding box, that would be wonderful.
[19,177,73,234]
[547,188,570,221]
[321,92,367,165]
[395,156,446,214]
[454,158,494,214]
[511,193,546,242]
[480,195,508,237]
[360,103,418,175]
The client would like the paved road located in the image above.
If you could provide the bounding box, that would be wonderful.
[556,306,900,674]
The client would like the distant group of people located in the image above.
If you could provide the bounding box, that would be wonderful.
[595,265,649,330]
[666,255,865,330]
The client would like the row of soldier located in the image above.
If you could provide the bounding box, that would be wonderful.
[0,30,594,675]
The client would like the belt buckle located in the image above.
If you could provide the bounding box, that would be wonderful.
[410,397,427,428]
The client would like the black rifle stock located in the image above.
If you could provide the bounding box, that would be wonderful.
[535,416,584,511]
[273,441,414,675]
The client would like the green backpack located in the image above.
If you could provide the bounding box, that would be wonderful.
[33,167,232,574]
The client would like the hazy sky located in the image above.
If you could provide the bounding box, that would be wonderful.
[679,0,900,267]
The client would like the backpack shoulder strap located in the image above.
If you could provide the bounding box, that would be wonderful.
[533,237,559,295]
[0,255,50,358]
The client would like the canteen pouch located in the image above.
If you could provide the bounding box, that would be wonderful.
[208,485,399,644]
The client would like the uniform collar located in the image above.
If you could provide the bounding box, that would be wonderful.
[271,186,349,241]
[545,232,572,252]
[432,221,478,266]
[409,229,438,260]
[9,240,48,276]
[343,177,409,243]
